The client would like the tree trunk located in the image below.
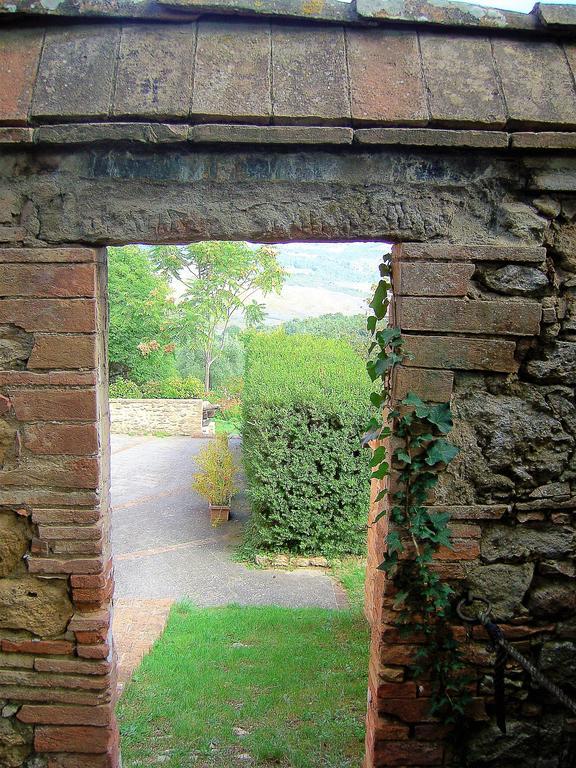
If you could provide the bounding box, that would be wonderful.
[204,352,213,393]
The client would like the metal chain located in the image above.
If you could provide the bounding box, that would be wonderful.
[457,595,576,717]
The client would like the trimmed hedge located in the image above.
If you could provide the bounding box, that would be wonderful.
[242,331,373,557]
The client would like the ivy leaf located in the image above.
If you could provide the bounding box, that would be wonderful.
[371,462,390,480]
[426,403,453,434]
[394,449,411,464]
[370,391,385,408]
[367,315,377,334]
[386,531,403,555]
[376,327,402,346]
[425,439,459,466]
[370,445,387,466]
[369,279,389,320]
[374,488,388,503]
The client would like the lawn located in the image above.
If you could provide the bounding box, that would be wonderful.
[117,564,369,768]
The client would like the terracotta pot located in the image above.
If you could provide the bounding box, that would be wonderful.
[209,503,230,526]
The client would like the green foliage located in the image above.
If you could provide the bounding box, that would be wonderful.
[192,434,239,506]
[108,246,179,383]
[282,313,369,357]
[109,378,142,399]
[141,376,204,400]
[151,242,286,390]
[176,331,245,392]
[242,331,373,557]
[366,259,470,721]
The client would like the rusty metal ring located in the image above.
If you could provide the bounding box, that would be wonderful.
[456,595,492,624]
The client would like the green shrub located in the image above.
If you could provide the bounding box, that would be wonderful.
[192,434,239,505]
[141,377,204,399]
[109,378,142,398]
[242,331,373,557]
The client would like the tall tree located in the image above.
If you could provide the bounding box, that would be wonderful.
[151,242,285,390]
[108,245,178,383]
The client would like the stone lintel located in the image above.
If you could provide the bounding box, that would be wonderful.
[397,244,547,263]
[511,131,576,149]
[34,123,189,145]
[0,127,33,144]
[537,2,576,27]
[354,127,508,148]
[157,0,361,23]
[189,124,353,144]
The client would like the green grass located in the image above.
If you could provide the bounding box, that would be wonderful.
[118,567,369,768]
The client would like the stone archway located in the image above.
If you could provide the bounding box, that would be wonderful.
[1,4,576,766]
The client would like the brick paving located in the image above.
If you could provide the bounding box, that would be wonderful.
[112,597,174,691]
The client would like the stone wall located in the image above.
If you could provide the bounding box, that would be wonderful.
[109,398,203,436]
[0,246,118,768]
[365,240,576,768]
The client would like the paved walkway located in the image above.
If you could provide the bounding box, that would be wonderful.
[111,435,344,685]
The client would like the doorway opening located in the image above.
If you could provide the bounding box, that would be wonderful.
[106,240,391,767]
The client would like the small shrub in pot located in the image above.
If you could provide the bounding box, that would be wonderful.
[192,434,239,525]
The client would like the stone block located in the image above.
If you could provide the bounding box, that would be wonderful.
[0,248,99,264]
[113,24,196,119]
[31,509,101,525]
[396,297,541,336]
[481,525,575,562]
[420,34,505,128]
[38,524,102,541]
[18,704,112,726]
[68,611,111,632]
[346,29,427,125]
[0,28,44,125]
[0,575,73,636]
[354,127,508,148]
[77,645,110,660]
[23,423,98,456]
[0,128,33,143]
[463,562,534,621]
[32,25,120,119]
[10,390,97,422]
[0,299,97,333]
[189,124,353,144]
[27,558,106,576]
[34,123,189,145]
[356,0,534,29]
[34,658,110,676]
[511,131,576,149]
[191,20,271,123]
[402,335,518,372]
[0,371,96,387]
[1,640,74,655]
[27,335,96,370]
[392,366,454,403]
[0,457,100,489]
[392,261,475,296]
[396,243,546,263]
[0,264,96,298]
[156,0,358,22]
[492,39,576,127]
[478,265,548,297]
[271,24,349,125]
[424,505,507,520]
[0,513,29,578]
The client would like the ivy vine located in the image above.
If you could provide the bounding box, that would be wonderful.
[365,258,471,720]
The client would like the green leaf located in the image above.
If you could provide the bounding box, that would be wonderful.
[371,462,390,479]
[394,449,411,464]
[370,445,387,466]
[370,392,385,408]
[386,531,403,555]
[426,403,453,434]
[369,280,389,320]
[425,439,460,466]
[367,315,377,334]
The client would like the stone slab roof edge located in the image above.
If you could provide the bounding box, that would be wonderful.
[1,0,575,32]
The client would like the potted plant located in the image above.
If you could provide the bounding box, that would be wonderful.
[192,433,239,525]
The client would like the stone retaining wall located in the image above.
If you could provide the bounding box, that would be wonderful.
[109,398,203,436]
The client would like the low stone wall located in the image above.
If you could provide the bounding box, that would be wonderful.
[109,398,204,436]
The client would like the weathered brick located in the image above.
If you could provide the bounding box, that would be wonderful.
[420,34,505,128]
[77,644,111,660]
[374,716,410,740]
[23,423,98,456]
[0,263,96,298]
[0,651,34,669]
[70,564,112,590]
[0,686,108,706]
[511,131,576,150]
[0,248,99,264]
[380,644,418,665]
[35,724,115,753]
[0,298,97,333]
[27,335,96,370]
[0,669,111,691]
[38,524,102,541]
[192,20,271,123]
[0,488,98,507]
[354,127,508,148]
[35,658,111,676]
[0,28,44,124]
[0,457,99,489]
[18,703,112,726]
[392,261,475,297]
[396,297,541,336]
[392,367,454,403]
[396,243,546,263]
[378,698,437,723]
[0,371,96,387]
[75,630,109,645]
[1,640,74,655]
[376,682,418,699]
[47,753,117,768]
[346,29,427,125]
[10,390,97,421]
[32,25,121,119]
[374,740,443,766]
[271,24,349,125]
[113,23,196,119]
[0,127,33,143]
[28,557,105,576]
[32,508,101,525]
[492,39,576,127]
[54,539,105,557]
[189,124,353,144]
[68,611,111,632]
[402,334,518,373]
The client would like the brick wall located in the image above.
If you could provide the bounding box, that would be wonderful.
[365,243,576,767]
[0,247,119,768]
[109,398,204,437]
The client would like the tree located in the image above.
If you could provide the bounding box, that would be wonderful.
[107,245,178,383]
[151,242,285,391]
